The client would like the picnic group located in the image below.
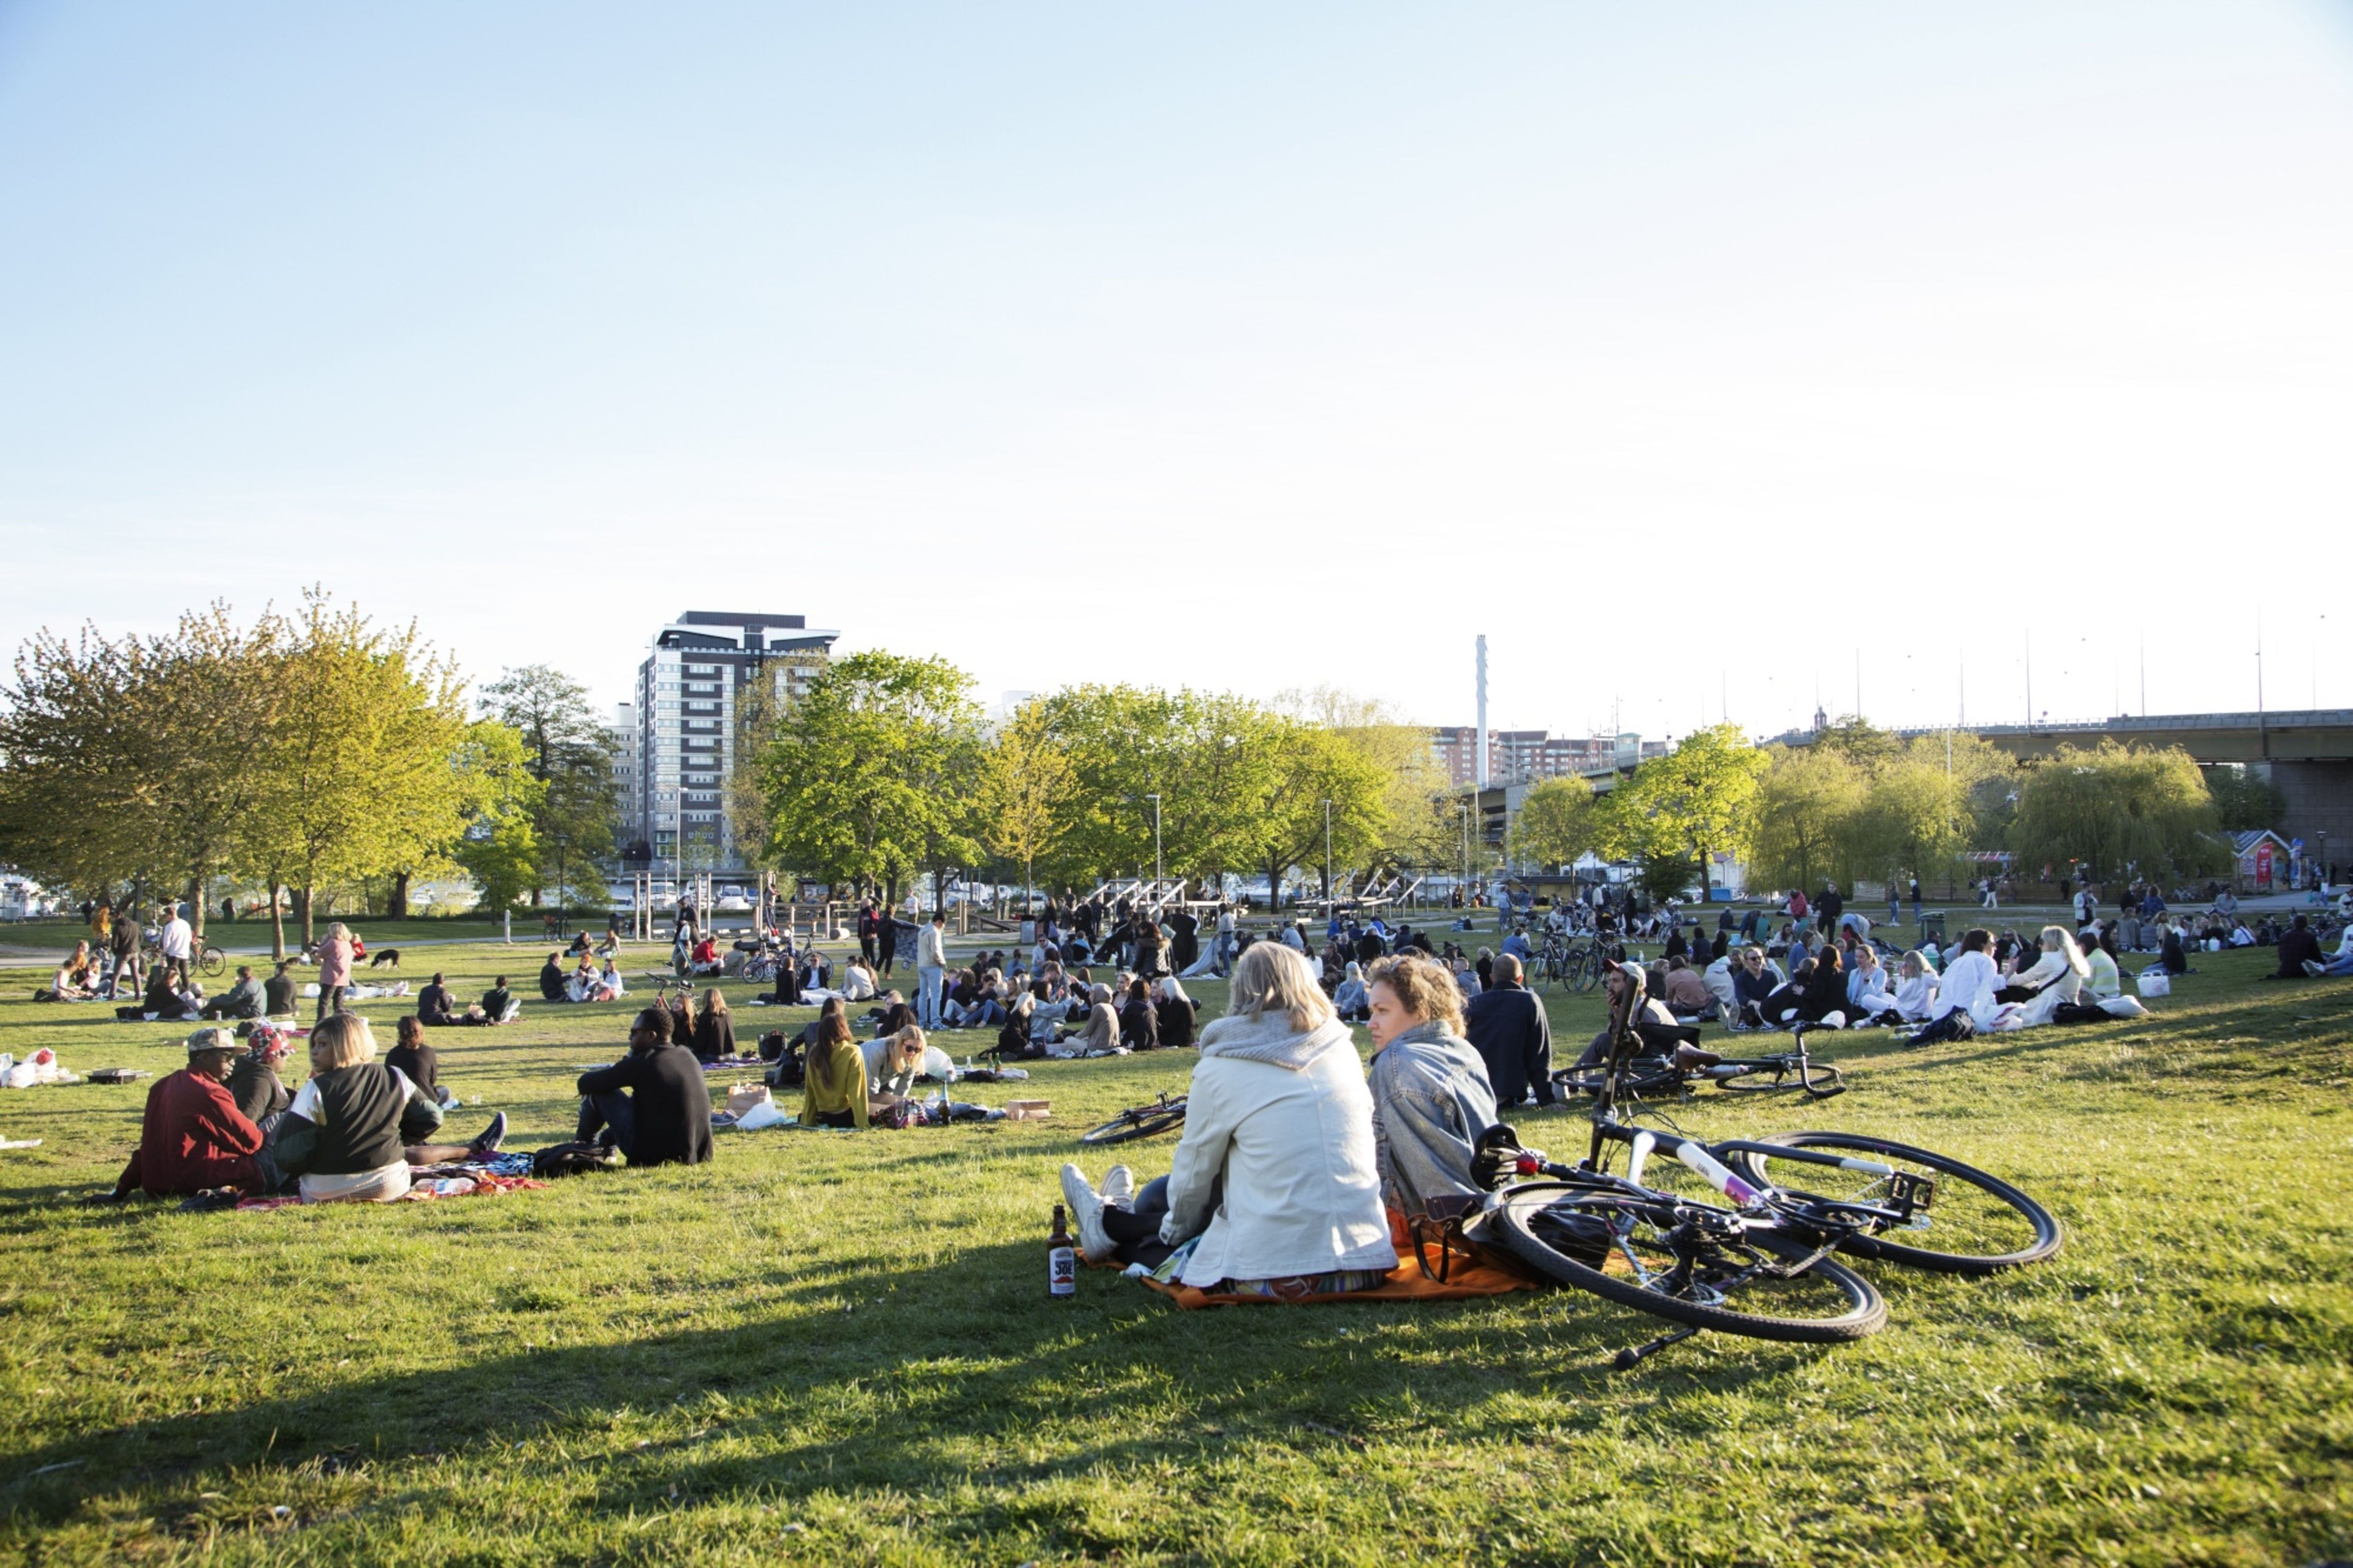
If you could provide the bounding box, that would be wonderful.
[39,881,2348,1297]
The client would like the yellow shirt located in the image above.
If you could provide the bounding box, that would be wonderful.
[801,1040,870,1128]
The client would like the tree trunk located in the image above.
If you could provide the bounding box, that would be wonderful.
[388,869,411,920]
[185,876,206,941]
[269,876,287,962]
[299,882,316,949]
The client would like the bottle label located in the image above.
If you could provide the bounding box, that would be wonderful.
[1049,1244,1077,1296]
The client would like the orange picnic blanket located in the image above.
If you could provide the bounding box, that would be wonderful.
[1137,1210,1539,1309]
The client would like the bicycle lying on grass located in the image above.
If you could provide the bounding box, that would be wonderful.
[1078,1091,1188,1146]
[1552,1021,1847,1102]
[1464,963,2061,1366]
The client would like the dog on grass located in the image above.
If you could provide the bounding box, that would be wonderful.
[367,948,403,969]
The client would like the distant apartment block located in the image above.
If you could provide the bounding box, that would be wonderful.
[626,611,839,872]
[1428,727,1669,787]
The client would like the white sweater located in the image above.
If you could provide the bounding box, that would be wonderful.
[1160,1014,1397,1287]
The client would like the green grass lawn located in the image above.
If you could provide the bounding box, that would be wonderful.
[0,922,2347,1565]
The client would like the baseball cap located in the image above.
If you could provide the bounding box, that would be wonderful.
[184,1027,236,1055]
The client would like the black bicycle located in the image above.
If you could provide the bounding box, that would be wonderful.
[1077,1091,1188,1146]
[1468,963,2059,1365]
[1552,1021,1847,1101]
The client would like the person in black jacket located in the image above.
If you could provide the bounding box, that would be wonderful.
[1154,977,1198,1050]
[1463,953,1555,1108]
[539,953,567,1001]
[691,988,737,1062]
[2268,915,2324,979]
[575,1007,714,1168]
[1817,882,1844,938]
[1794,944,1849,1026]
[417,972,468,1026]
[875,909,901,977]
[1117,977,1160,1050]
[262,960,298,1017]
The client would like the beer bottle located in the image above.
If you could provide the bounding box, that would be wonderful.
[1048,1204,1077,1298]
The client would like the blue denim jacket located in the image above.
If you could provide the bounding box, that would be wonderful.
[1368,1021,1500,1219]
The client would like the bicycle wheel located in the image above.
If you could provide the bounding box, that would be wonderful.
[1569,949,1603,994]
[1553,1058,1685,1099]
[197,944,227,979]
[1492,1183,1885,1343]
[1077,1102,1188,1146]
[1728,1132,2062,1276]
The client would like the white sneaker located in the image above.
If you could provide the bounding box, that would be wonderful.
[1102,1165,1137,1207]
[1059,1164,1113,1261]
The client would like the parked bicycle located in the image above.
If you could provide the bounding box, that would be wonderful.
[142,926,227,980]
[1464,962,2061,1366]
[1552,1021,1847,1101]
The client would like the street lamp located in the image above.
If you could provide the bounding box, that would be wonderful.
[553,833,569,937]
[1322,799,1333,907]
[1145,793,1163,897]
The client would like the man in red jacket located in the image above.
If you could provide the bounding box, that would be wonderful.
[107,1028,264,1198]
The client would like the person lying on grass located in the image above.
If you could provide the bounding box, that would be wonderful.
[270,1014,507,1203]
[575,1006,715,1165]
[1060,941,1396,1296]
[1365,953,1501,1222]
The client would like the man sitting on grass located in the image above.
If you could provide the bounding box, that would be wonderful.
[263,960,298,1017]
[417,972,470,1026]
[1461,953,1553,1110]
[104,1029,265,1199]
[199,965,268,1021]
[2267,915,2326,980]
[574,1006,714,1168]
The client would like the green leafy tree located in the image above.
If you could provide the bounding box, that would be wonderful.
[479,665,618,909]
[244,594,471,952]
[1507,776,1597,871]
[451,720,547,916]
[1226,719,1390,906]
[1748,745,1869,893]
[2009,742,2228,884]
[1277,686,1458,873]
[979,701,1079,909]
[1031,686,1274,888]
[1851,737,1979,895]
[1594,724,1766,900]
[2204,765,2286,833]
[756,651,982,904]
[0,605,286,935]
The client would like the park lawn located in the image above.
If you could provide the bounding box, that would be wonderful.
[0,928,2346,1566]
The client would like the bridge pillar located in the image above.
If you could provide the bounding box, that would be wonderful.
[2267,760,2353,876]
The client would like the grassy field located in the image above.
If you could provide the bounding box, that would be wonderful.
[0,917,2347,1565]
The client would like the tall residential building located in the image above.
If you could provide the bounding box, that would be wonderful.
[627,612,839,873]
[609,702,642,847]
[1428,727,1667,787]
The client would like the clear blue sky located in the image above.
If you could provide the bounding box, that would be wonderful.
[2,2,2348,740]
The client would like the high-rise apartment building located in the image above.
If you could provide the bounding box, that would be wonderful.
[609,702,642,847]
[1428,727,1667,787]
[626,612,839,873]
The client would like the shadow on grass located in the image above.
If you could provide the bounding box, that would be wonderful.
[0,1234,1819,1523]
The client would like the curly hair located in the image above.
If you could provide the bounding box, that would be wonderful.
[1366,953,1465,1036]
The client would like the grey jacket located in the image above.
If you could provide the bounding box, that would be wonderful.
[1368,1021,1500,1220]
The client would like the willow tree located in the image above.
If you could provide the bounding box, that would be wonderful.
[2009,742,2227,885]
[1748,745,1868,893]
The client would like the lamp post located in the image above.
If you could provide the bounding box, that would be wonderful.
[553,833,569,937]
[1145,793,1163,896]
[1322,799,1333,907]
[1460,798,1471,907]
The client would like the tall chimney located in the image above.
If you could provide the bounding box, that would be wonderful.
[1476,635,1489,790]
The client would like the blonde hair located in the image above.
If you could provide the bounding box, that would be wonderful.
[701,987,728,1015]
[1228,942,1336,1031]
[2040,925,2091,977]
[1369,954,1465,1036]
[889,1025,926,1061]
[310,1012,376,1071]
[328,922,350,943]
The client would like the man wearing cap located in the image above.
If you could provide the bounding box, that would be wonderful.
[105,1029,265,1199]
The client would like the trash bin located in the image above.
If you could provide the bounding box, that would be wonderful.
[1920,911,1947,945]
[1020,918,1036,945]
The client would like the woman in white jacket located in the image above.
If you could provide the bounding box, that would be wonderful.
[1060,942,1397,1295]
[2008,926,2089,1029]
[1892,951,1939,1023]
